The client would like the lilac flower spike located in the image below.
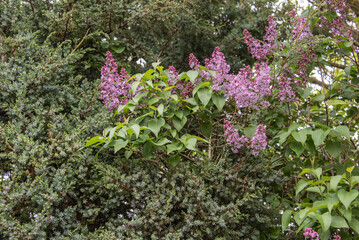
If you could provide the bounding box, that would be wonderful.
[99,51,131,110]
[303,228,320,240]
[249,125,267,156]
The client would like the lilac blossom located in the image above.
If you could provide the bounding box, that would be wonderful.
[189,52,211,79]
[224,120,248,153]
[318,0,351,38]
[249,125,267,156]
[303,228,320,240]
[99,51,131,110]
[205,46,231,91]
[277,76,298,103]
[333,235,341,240]
[225,62,271,109]
[290,10,312,40]
[168,65,179,86]
[243,16,278,60]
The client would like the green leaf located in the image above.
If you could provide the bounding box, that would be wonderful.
[311,129,330,147]
[133,92,147,103]
[344,40,354,48]
[86,136,103,147]
[166,142,184,154]
[152,138,171,146]
[185,137,197,151]
[338,189,359,210]
[292,130,307,145]
[306,186,325,194]
[187,70,199,83]
[314,94,325,101]
[148,118,165,137]
[184,98,197,105]
[142,141,153,158]
[192,82,210,96]
[330,175,342,191]
[135,111,154,122]
[168,155,181,167]
[325,140,342,158]
[243,125,257,139]
[339,205,352,222]
[131,80,141,93]
[300,87,312,99]
[277,131,291,145]
[111,45,125,53]
[157,103,164,117]
[281,210,293,232]
[312,168,322,180]
[326,99,350,106]
[212,94,226,111]
[197,88,212,106]
[114,139,128,153]
[175,111,183,119]
[290,142,304,156]
[350,176,359,188]
[296,179,311,196]
[114,103,128,117]
[334,126,351,139]
[125,150,133,159]
[152,62,160,70]
[130,124,140,138]
[108,127,116,140]
[200,121,213,138]
[331,216,349,228]
[347,166,355,174]
[172,116,187,131]
[316,212,332,233]
[349,219,359,234]
[148,97,161,106]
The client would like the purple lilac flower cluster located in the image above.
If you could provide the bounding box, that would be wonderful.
[167,65,179,86]
[290,10,313,40]
[249,124,267,156]
[303,228,320,240]
[223,120,249,153]
[318,0,350,38]
[333,235,341,240]
[99,51,131,110]
[225,62,271,109]
[276,11,317,103]
[204,46,231,91]
[243,16,278,60]
[224,120,267,155]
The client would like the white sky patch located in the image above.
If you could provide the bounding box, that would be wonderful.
[136,58,146,67]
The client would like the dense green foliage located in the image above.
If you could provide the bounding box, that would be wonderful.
[2,0,359,239]
[0,0,285,239]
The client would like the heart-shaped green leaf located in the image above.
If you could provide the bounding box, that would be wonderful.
[316,212,332,233]
[148,118,165,137]
[172,116,187,131]
[292,130,307,145]
[325,140,342,158]
[212,94,226,111]
[338,189,359,209]
[114,139,128,153]
[187,70,198,83]
[198,88,212,106]
[330,175,342,191]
